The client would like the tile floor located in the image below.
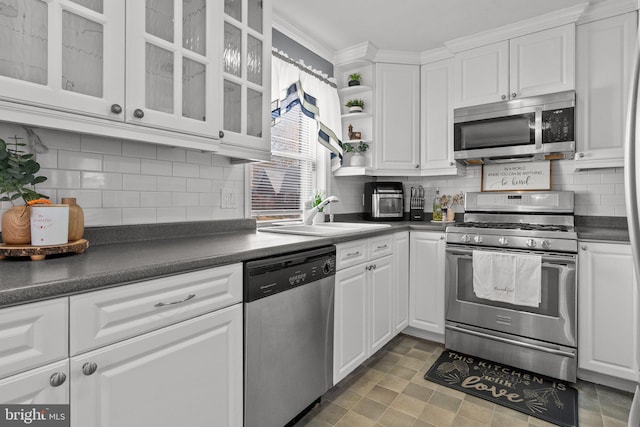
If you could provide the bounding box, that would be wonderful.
[295,334,633,427]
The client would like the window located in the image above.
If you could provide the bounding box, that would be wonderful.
[250,103,317,222]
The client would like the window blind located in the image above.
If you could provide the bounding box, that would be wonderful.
[250,103,316,221]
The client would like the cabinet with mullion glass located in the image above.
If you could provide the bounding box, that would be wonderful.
[220,0,271,157]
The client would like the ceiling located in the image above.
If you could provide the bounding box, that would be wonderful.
[272,0,596,55]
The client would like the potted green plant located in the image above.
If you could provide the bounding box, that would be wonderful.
[342,141,369,167]
[348,73,361,87]
[0,137,49,245]
[345,98,365,113]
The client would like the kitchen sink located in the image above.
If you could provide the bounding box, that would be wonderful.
[258,222,391,236]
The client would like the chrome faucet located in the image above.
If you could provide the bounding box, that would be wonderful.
[303,196,339,225]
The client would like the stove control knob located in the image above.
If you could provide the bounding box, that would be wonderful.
[460,234,471,243]
[498,237,509,246]
[526,239,537,248]
[541,240,551,249]
[473,235,483,244]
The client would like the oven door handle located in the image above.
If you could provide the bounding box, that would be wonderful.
[446,248,576,265]
[446,324,576,358]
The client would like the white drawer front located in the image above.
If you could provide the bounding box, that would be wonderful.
[336,239,368,270]
[0,298,68,380]
[368,234,394,260]
[0,360,69,404]
[70,263,242,355]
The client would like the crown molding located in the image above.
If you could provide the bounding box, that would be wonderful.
[373,50,421,64]
[577,0,639,24]
[420,47,454,65]
[334,42,378,66]
[272,15,335,64]
[445,2,588,53]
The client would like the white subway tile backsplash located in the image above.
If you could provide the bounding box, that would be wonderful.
[602,173,625,184]
[103,191,140,208]
[58,189,103,208]
[123,174,156,191]
[58,150,102,171]
[36,149,58,169]
[585,184,616,195]
[187,206,214,220]
[141,192,172,207]
[157,146,186,162]
[123,208,157,224]
[81,135,122,155]
[172,192,200,207]
[199,192,217,207]
[187,178,212,193]
[157,207,187,222]
[141,159,172,176]
[157,176,186,192]
[199,165,224,180]
[83,208,122,226]
[601,194,626,206]
[81,172,123,190]
[186,150,212,165]
[574,173,602,185]
[122,141,157,159]
[37,128,81,151]
[104,155,141,173]
[40,169,82,189]
[173,162,199,178]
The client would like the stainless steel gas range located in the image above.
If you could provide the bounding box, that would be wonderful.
[444,191,578,382]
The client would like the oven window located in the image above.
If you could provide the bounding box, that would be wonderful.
[455,113,535,151]
[378,197,401,214]
[454,256,560,316]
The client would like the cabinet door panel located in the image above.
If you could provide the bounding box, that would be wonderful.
[510,24,575,98]
[71,304,243,427]
[375,63,420,171]
[370,255,394,353]
[578,242,639,381]
[334,264,368,384]
[0,298,68,380]
[409,232,445,336]
[454,41,509,107]
[0,0,125,118]
[0,360,69,404]
[393,231,409,333]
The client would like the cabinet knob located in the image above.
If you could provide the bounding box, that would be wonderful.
[219,130,225,139]
[501,94,507,100]
[581,245,588,251]
[449,162,454,166]
[415,164,419,168]
[49,372,67,387]
[133,108,145,119]
[82,362,98,376]
[110,104,122,114]
[578,153,585,158]
[511,92,517,98]
[440,236,445,240]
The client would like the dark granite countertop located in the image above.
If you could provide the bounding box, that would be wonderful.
[0,218,452,308]
[575,216,630,242]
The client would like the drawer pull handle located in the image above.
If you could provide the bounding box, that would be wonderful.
[82,362,98,376]
[346,251,361,257]
[376,244,388,249]
[50,372,67,387]
[154,293,196,307]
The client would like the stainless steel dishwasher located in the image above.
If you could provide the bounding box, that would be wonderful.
[244,246,336,427]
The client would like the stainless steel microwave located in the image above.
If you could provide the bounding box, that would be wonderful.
[453,91,575,165]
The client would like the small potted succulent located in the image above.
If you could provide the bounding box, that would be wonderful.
[0,137,49,245]
[342,141,369,167]
[310,190,326,224]
[348,73,362,87]
[345,98,365,113]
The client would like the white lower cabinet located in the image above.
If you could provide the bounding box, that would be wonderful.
[334,232,407,384]
[0,360,69,404]
[578,242,639,384]
[408,231,446,341]
[70,304,243,427]
[393,231,410,334]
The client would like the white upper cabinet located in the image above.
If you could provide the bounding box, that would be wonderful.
[454,24,575,107]
[574,11,637,170]
[126,0,222,137]
[374,63,420,173]
[218,0,272,156]
[420,58,461,176]
[0,0,125,118]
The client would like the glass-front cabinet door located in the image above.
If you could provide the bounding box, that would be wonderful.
[0,0,125,119]
[220,0,271,154]
[126,0,221,137]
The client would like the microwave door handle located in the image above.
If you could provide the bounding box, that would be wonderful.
[535,106,543,150]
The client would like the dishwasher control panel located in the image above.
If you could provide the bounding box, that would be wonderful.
[244,246,336,302]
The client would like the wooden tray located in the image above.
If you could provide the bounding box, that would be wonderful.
[0,239,89,261]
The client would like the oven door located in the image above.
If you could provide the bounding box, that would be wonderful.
[445,245,576,347]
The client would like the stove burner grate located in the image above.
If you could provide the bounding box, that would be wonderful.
[462,222,571,232]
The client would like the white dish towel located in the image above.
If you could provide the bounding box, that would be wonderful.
[472,250,542,307]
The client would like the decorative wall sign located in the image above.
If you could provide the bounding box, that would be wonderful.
[481,161,552,192]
